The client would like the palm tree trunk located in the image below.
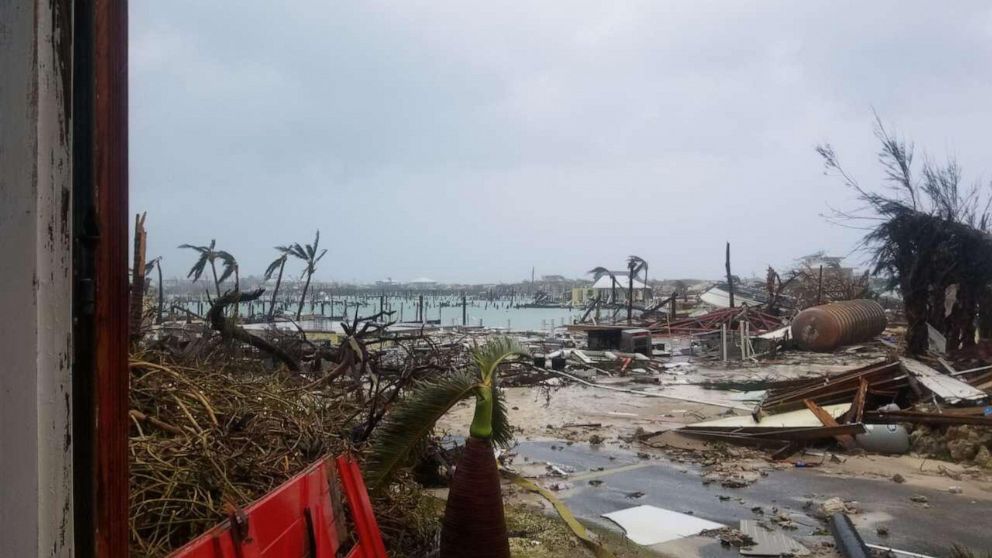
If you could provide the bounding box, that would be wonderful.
[232,265,242,320]
[209,260,221,297]
[296,269,313,321]
[268,259,285,321]
[627,274,634,323]
[725,242,735,308]
[156,264,164,324]
[440,437,509,558]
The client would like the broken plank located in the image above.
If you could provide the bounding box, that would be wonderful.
[804,399,858,450]
[850,377,869,424]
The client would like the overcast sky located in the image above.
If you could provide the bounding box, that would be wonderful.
[131,1,992,284]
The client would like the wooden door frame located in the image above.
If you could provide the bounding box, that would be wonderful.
[73,0,130,555]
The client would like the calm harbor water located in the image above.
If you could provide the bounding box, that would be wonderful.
[177,295,581,332]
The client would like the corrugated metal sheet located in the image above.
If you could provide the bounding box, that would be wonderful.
[602,505,722,546]
[900,358,986,404]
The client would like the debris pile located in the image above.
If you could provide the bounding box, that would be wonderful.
[670,355,992,462]
[128,356,359,555]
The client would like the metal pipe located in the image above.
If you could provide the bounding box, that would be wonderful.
[829,513,870,558]
[721,324,727,362]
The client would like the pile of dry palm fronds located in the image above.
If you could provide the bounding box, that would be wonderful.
[128,355,360,556]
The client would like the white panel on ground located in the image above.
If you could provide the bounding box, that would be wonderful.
[602,505,723,546]
[692,403,850,428]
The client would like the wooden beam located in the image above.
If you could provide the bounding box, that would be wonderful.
[92,0,130,554]
[850,377,869,424]
[804,399,858,450]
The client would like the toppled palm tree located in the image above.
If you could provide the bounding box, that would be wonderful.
[264,248,290,321]
[588,266,619,304]
[366,337,529,558]
[627,255,648,322]
[287,230,327,321]
[818,115,992,353]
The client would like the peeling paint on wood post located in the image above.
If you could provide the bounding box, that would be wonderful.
[0,0,76,555]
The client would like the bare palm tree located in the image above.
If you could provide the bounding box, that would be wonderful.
[626,256,648,322]
[287,230,327,320]
[264,248,290,321]
[179,240,223,297]
[588,266,619,304]
[215,250,238,291]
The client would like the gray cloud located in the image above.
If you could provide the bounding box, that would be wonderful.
[131,1,992,283]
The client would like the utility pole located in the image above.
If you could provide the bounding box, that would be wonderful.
[725,242,735,308]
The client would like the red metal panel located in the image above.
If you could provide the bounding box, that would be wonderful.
[169,454,386,558]
[336,455,388,558]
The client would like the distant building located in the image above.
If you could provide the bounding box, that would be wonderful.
[534,274,572,299]
[406,277,438,289]
[699,282,765,309]
[798,252,854,279]
[572,272,650,305]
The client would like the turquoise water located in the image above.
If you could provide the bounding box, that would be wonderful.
[178,295,580,332]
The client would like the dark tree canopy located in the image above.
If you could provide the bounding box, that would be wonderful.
[818,116,992,353]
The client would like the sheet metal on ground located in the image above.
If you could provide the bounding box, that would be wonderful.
[511,441,992,557]
[691,403,850,428]
[601,505,722,546]
[900,358,987,404]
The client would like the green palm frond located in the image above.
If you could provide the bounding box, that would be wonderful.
[471,336,530,382]
[468,337,528,439]
[489,385,513,448]
[365,371,480,491]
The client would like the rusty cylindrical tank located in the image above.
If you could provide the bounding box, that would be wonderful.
[790,299,887,352]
